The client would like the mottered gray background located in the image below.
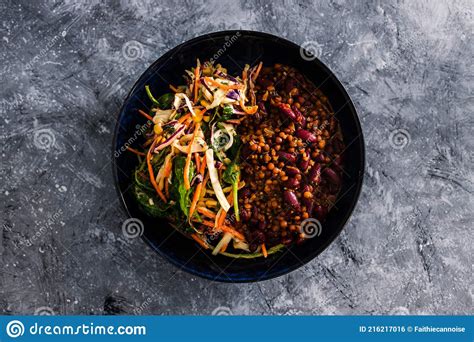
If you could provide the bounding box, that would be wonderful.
[1,0,473,315]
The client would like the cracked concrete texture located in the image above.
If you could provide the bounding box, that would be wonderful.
[0,0,472,315]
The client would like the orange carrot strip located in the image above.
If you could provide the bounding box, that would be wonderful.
[188,155,207,219]
[201,220,215,228]
[191,233,209,249]
[163,156,173,178]
[194,153,201,171]
[193,65,200,103]
[225,119,243,125]
[126,146,145,156]
[239,98,258,114]
[200,220,245,241]
[184,122,200,190]
[196,206,216,219]
[261,243,268,258]
[220,225,245,241]
[138,109,153,121]
[217,209,227,228]
[147,138,167,203]
[252,62,263,82]
[177,113,191,124]
[200,173,209,198]
[204,77,244,90]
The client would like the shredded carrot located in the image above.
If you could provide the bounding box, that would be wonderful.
[194,153,201,171]
[220,225,245,241]
[138,109,153,121]
[169,84,179,93]
[224,119,242,125]
[177,113,191,124]
[196,206,216,219]
[163,155,173,178]
[147,138,167,203]
[200,173,209,198]
[239,98,258,114]
[252,62,263,82]
[193,65,200,102]
[217,210,227,227]
[261,243,268,258]
[126,146,145,156]
[184,122,200,190]
[200,220,245,241]
[188,154,207,219]
[191,233,209,249]
[201,220,216,228]
[204,77,244,91]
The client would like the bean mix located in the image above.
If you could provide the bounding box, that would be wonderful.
[237,64,345,251]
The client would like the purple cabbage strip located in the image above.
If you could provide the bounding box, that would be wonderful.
[154,125,185,152]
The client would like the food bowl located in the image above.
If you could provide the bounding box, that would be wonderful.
[112,30,364,282]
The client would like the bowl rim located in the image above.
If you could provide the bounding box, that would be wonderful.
[111,29,366,283]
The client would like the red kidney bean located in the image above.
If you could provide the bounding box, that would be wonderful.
[315,153,326,163]
[283,190,301,211]
[307,164,322,184]
[295,129,317,143]
[277,103,298,122]
[284,177,300,189]
[302,197,313,215]
[299,158,310,172]
[292,105,306,127]
[323,167,341,185]
[241,208,251,222]
[278,151,296,164]
[285,166,301,176]
[314,205,328,220]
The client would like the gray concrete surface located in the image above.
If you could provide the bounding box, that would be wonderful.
[1,0,472,315]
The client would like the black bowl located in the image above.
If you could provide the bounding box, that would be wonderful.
[112,30,365,282]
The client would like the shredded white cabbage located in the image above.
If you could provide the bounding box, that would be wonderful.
[206,89,227,109]
[152,109,174,124]
[212,232,233,255]
[205,149,231,212]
